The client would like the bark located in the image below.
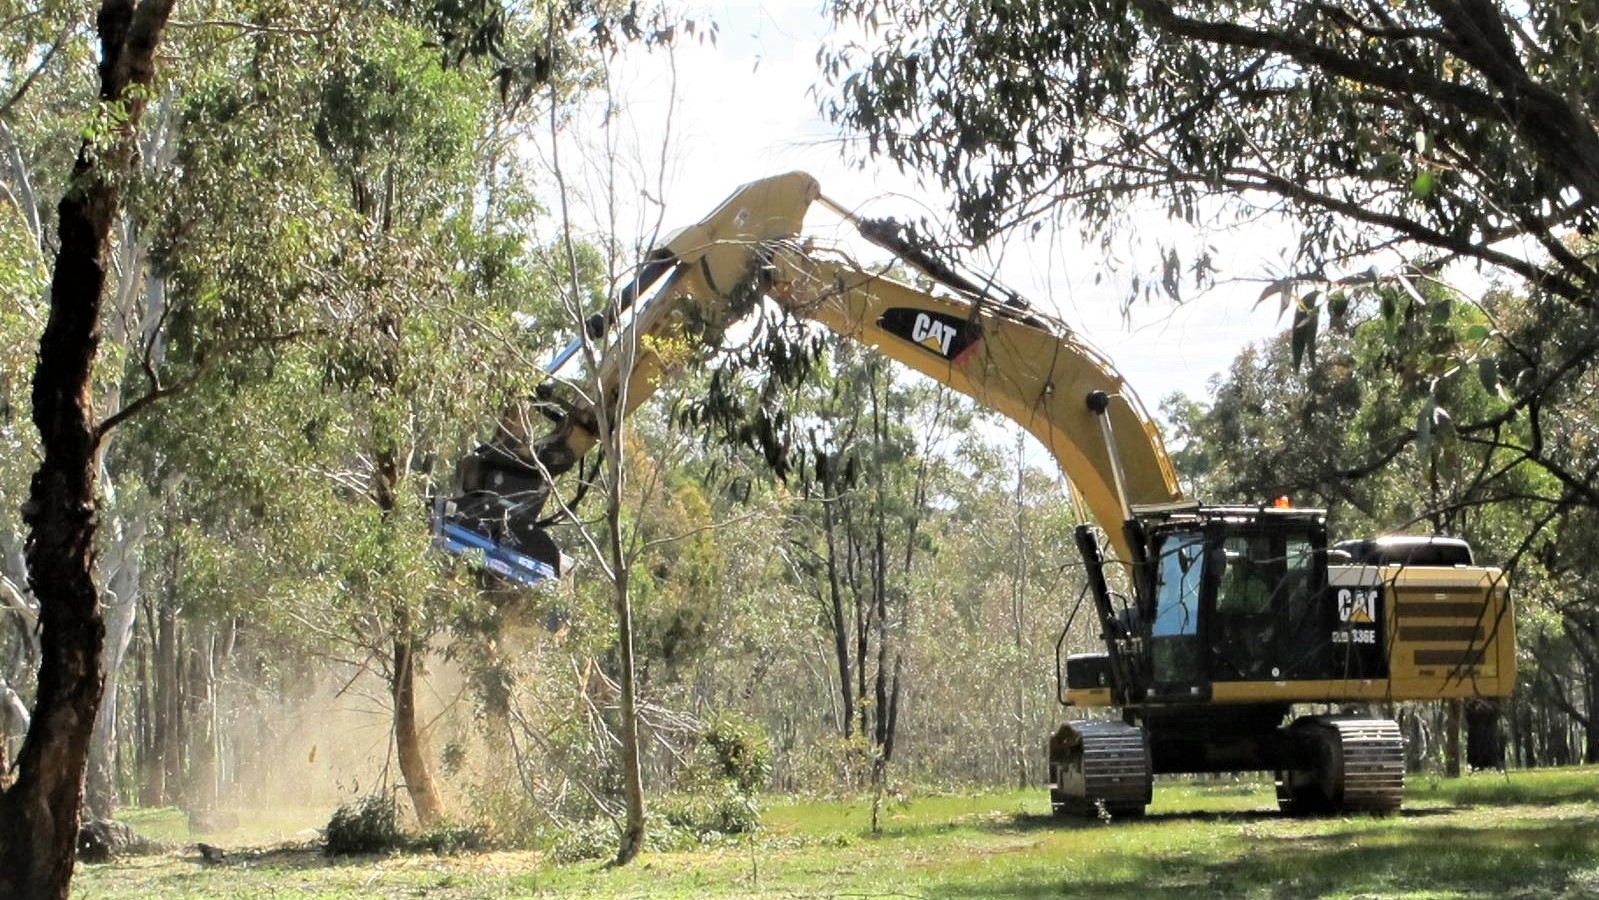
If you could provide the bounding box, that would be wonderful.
[392,630,444,827]
[84,520,141,817]
[0,674,26,790]
[822,499,854,738]
[1588,683,1599,766]
[1444,699,1463,778]
[373,450,446,827]
[1010,436,1028,789]
[0,3,177,896]
[187,636,217,811]
[872,542,889,753]
[152,599,179,806]
[852,528,870,742]
[867,366,901,764]
[610,484,645,865]
[133,604,153,806]
[881,653,901,764]
[1465,699,1505,771]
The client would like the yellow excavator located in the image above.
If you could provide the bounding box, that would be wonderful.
[436,172,1515,816]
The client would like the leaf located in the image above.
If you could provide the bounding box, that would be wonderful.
[1328,290,1350,333]
[1255,277,1292,311]
[1477,357,1499,393]
[1429,296,1452,325]
[1411,170,1435,198]
[1160,247,1182,301]
[1465,323,1491,342]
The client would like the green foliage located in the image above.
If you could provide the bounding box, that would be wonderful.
[822,3,1599,306]
[324,794,404,856]
[546,818,620,864]
[673,313,827,481]
[324,793,489,855]
[656,781,760,837]
[410,820,490,855]
[701,714,773,795]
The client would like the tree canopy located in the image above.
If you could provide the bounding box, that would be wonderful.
[823,2,1599,294]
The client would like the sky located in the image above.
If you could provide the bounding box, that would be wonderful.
[544,1,1302,414]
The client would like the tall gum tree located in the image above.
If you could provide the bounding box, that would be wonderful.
[0,2,178,898]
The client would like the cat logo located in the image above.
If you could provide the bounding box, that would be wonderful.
[911,312,957,355]
[1337,587,1378,624]
[877,308,983,363]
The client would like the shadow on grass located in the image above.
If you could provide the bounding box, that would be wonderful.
[919,816,1599,899]
[867,807,1283,841]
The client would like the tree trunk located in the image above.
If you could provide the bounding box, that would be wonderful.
[1010,433,1028,789]
[372,448,446,828]
[84,541,140,818]
[610,489,646,865]
[392,631,445,827]
[1444,699,1462,778]
[133,606,153,806]
[0,4,177,896]
[822,499,854,738]
[1587,681,1599,766]
[152,600,179,807]
[1465,699,1505,771]
[184,634,216,813]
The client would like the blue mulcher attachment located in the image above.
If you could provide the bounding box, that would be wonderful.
[432,334,592,587]
[432,500,568,587]
[436,257,679,587]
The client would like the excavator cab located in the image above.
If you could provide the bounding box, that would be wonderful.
[1129,506,1331,704]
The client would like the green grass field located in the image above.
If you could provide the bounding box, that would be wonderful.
[73,767,1599,899]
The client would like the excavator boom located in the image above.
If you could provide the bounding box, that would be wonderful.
[440,172,1180,577]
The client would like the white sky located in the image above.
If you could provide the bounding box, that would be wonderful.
[547,1,1301,414]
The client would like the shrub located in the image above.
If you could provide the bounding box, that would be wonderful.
[412,821,488,854]
[547,818,616,864]
[324,794,403,856]
[658,781,760,836]
[702,715,772,795]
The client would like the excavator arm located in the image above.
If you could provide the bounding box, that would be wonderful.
[438,172,1182,582]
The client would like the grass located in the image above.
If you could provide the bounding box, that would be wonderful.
[73,766,1599,898]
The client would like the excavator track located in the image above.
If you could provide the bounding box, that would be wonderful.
[1277,716,1405,816]
[1048,721,1152,818]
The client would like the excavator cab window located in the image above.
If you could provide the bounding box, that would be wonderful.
[1209,527,1322,681]
[1149,530,1208,697]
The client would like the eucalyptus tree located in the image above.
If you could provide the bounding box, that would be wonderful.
[821,1,1599,556]
[0,0,653,889]
[0,1,180,896]
[679,331,973,776]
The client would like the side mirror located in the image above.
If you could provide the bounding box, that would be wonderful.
[1207,546,1229,580]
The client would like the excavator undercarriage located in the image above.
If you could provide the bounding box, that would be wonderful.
[1047,712,1406,818]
